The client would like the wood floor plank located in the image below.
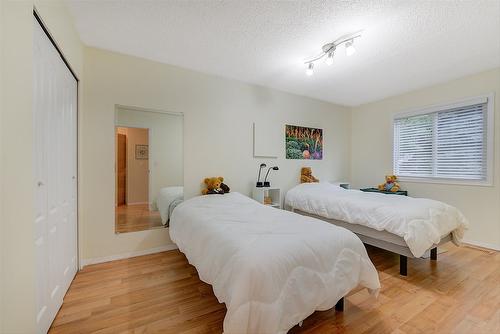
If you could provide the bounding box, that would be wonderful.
[115,204,163,234]
[50,244,499,333]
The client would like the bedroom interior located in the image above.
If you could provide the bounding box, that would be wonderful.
[0,0,499,333]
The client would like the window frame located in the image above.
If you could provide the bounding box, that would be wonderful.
[392,94,495,186]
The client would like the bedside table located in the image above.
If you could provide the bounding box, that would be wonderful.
[360,187,408,196]
[252,187,281,209]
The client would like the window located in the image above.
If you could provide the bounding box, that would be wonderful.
[393,95,493,184]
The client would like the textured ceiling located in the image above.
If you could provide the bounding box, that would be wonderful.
[66,0,500,106]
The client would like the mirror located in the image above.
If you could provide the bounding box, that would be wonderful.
[115,106,183,233]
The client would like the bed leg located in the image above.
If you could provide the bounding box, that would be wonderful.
[335,297,344,312]
[400,255,408,276]
[430,247,437,261]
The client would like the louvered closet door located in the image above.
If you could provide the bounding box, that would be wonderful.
[33,17,78,334]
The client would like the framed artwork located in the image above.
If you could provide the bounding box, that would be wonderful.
[135,144,149,160]
[253,122,279,158]
[285,125,323,160]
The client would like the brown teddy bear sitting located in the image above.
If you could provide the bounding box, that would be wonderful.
[201,176,230,195]
[300,167,319,183]
[378,175,401,192]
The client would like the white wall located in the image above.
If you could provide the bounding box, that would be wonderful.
[0,1,84,332]
[116,107,184,209]
[351,68,500,250]
[81,47,352,262]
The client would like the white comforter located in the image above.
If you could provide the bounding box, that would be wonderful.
[285,183,468,258]
[157,186,183,225]
[169,192,380,334]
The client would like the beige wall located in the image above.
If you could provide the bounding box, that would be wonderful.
[81,47,352,262]
[351,68,500,250]
[1,2,37,332]
[0,1,84,332]
[116,107,184,210]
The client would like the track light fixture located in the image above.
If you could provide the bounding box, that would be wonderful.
[345,39,356,56]
[304,32,361,75]
[325,50,335,66]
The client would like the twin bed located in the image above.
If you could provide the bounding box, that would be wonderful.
[285,183,468,275]
[169,182,467,333]
[170,193,380,334]
[157,186,183,226]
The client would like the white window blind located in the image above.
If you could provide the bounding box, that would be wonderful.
[394,97,491,182]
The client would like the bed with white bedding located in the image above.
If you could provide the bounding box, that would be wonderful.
[169,192,380,334]
[285,183,468,275]
[157,186,183,226]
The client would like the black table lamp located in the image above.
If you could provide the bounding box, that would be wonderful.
[256,163,267,187]
[263,166,279,187]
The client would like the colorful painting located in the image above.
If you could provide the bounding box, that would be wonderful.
[285,125,323,160]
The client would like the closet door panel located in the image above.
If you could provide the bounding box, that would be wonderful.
[33,17,78,334]
[33,22,50,331]
[68,77,78,285]
[60,69,78,292]
[46,39,63,315]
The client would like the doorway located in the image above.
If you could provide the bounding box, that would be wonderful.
[115,126,161,233]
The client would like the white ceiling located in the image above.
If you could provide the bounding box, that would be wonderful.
[66,0,500,106]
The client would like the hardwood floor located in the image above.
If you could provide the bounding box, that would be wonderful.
[115,204,163,233]
[50,244,500,334]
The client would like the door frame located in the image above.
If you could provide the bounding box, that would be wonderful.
[116,132,128,206]
[33,9,80,270]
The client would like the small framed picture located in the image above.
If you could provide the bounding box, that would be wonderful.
[135,144,148,160]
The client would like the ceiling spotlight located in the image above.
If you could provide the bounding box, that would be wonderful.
[345,39,356,56]
[306,62,314,76]
[325,51,334,66]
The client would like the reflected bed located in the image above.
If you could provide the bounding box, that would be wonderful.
[157,186,183,226]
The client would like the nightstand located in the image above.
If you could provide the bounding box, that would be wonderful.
[252,187,281,209]
[360,187,408,196]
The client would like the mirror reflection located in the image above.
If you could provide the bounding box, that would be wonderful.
[115,106,183,233]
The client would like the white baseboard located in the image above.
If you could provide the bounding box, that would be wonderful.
[463,239,500,251]
[80,243,178,268]
[126,202,149,206]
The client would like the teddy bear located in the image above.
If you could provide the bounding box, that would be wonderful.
[378,175,401,192]
[201,176,230,195]
[300,167,319,183]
